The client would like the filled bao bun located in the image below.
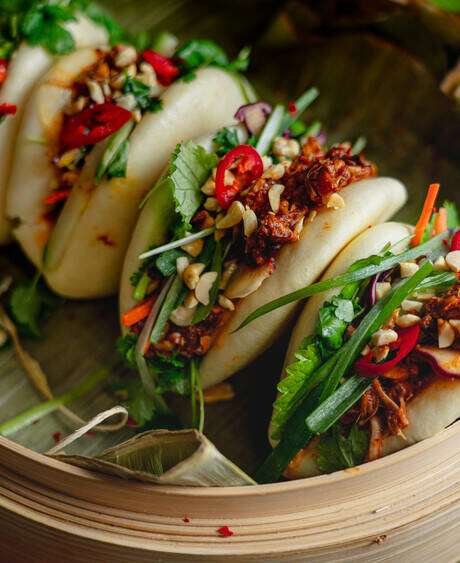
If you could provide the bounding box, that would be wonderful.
[276,222,460,479]
[121,154,407,389]
[7,49,247,298]
[0,15,108,244]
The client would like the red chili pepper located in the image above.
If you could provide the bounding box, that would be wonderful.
[355,325,420,378]
[60,103,131,150]
[450,230,460,251]
[0,59,8,84]
[42,189,72,205]
[215,145,263,209]
[0,102,17,118]
[126,415,139,428]
[217,526,234,537]
[288,101,297,116]
[52,431,62,443]
[142,50,179,86]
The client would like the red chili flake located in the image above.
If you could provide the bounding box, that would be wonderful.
[42,188,72,205]
[217,526,234,537]
[142,50,179,86]
[183,518,190,523]
[86,430,95,436]
[0,102,17,118]
[52,431,62,443]
[288,101,297,116]
[126,415,139,428]
[0,59,8,84]
[443,238,449,246]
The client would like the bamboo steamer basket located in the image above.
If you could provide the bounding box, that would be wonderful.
[0,421,458,562]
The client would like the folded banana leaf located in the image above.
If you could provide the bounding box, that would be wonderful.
[53,428,256,486]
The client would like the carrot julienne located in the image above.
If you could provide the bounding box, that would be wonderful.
[433,207,447,235]
[411,183,440,247]
[121,296,156,327]
[42,189,72,205]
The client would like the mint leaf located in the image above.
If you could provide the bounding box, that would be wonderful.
[271,337,322,440]
[316,422,368,473]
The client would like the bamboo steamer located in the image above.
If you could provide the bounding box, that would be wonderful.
[0,422,458,562]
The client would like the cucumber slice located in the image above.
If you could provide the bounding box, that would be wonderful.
[95,119,135,184]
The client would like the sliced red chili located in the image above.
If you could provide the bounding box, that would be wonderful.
[215,145,263,209]
[450,230,460,251]
[0,59,8,84]
[142,50,179,86]
[43,189,72,205]
[288,101,297,116]
[0,102,17,118]
[60,103,131,150]
[355,325,420,378]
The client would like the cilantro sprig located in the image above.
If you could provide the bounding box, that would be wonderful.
[316,422,368,473]
[8,273,62,338]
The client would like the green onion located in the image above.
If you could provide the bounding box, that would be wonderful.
[306,376,371,435]
[351,136,367,154]
[237,234,445,331]
[192,240,223,325]
[254,260,433,483]
[278,87,319,135]
[139,228,215,260]
[255,104,284,156]
[133,272,150,301]
[413,270,456,292]
[0,363,116,437]
[95,120,135,184]
[189,359,205,432]
[302,119,321,138]
[150,275,184,344]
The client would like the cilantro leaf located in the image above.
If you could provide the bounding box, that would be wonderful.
[111,375,163,428]
[213,127,240,156]
[155,247,187,277]
[116,334,137,369]
[8,277,62,338]
[123,75,163,113]
[316,422,368,473]
[175,39,250,79]
[167,141,219,231]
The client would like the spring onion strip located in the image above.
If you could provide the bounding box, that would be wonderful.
[150,274,184,344]
[255,104,284,156]
[351,136,367,154]
[0,364,114,437]
[133,272,151,301]
[254,260,433,483]
[237,234,445,331]
[278,87,319,135]
[139,228,215,260]
[303,120,321,138]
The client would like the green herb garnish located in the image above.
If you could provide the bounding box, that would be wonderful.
[316,422,368,473]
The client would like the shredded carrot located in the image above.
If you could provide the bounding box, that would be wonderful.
[121,296,156,327]
[42,189,72,205]
[411,183,440,247]
[433,207,447,235]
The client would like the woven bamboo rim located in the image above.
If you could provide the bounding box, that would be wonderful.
[0,421,458,561]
